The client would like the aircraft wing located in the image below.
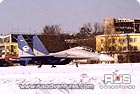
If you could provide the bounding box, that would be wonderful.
[51,53,89,59]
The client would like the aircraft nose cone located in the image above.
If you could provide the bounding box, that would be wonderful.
[99,54,115,61]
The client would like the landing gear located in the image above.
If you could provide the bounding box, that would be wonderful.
[76,63,78,67]
[37,61,43,68]
[37,64,42,68]
[51,65,56,68]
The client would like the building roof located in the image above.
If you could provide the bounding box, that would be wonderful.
[96,33,140,37]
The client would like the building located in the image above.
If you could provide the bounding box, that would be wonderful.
[0,34,18,59]
[96,33,140,63]
[0,34,34,59]
[104,18,140,34]
[96,18,140,63]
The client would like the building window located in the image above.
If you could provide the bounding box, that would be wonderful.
[134,38,138,43]
[112,38,115,43]
[10,45,14,52]
[129,38,133,43]
[134,46,138,50]
[108,47,112,51]
[129,45,133,50]
[6,46,9,49]
[101,47,104,51]
[14,52,17,55]
[112,46,116,51]
[4,36,10,43]
[119,38,126,44]
[108,39,111,43]
[0,38,2,43]
[101,39,104,43]
[123,46,126,51]
[119,47,123,51]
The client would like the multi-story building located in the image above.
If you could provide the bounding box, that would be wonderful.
[104,18,140,34]
[0,34,18,59]
[96,33,140,63]
[96,18,140,63]
[0,34,33,59]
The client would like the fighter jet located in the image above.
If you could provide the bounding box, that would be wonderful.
[32,35,116,67]
[17,35,116,66]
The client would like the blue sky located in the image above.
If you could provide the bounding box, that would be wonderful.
[0,0,140,34]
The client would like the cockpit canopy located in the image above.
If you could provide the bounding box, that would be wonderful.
[74,46,94,52]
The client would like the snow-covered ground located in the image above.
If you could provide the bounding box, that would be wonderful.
[0,63,140,94]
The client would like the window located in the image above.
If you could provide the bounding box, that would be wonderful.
[108,39,111,43]
[101,47,104,51]
[6,46,9,49]
[112,38,115,43]
[119,47,122,51]
[4,36,10,43]
[101,39,104,43]
[134,46,138,50]
[112,46,116,51]
[0,38,2,43]
[123,46,126,50]
[10,45,14,52]
[119,38,126,44]
[129,38,133,43]
[129,45,133,50]
[134,38,138,43]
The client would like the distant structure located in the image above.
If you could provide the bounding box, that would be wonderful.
[104,18,140,34]
[96,33,140,63]
[0,34,34,59]
[96,18,140,63]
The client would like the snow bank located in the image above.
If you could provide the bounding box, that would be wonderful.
[0,63,140,94]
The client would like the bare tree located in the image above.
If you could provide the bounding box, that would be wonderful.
[42,25,61,35]
[93,22,103,33]
[76,23,93,39]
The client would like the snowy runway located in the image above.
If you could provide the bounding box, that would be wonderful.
[0,63,140,94]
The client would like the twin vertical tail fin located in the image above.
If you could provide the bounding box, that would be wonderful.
[18,35,49,57]
[33,35,49,56]
[17,35,35,57]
